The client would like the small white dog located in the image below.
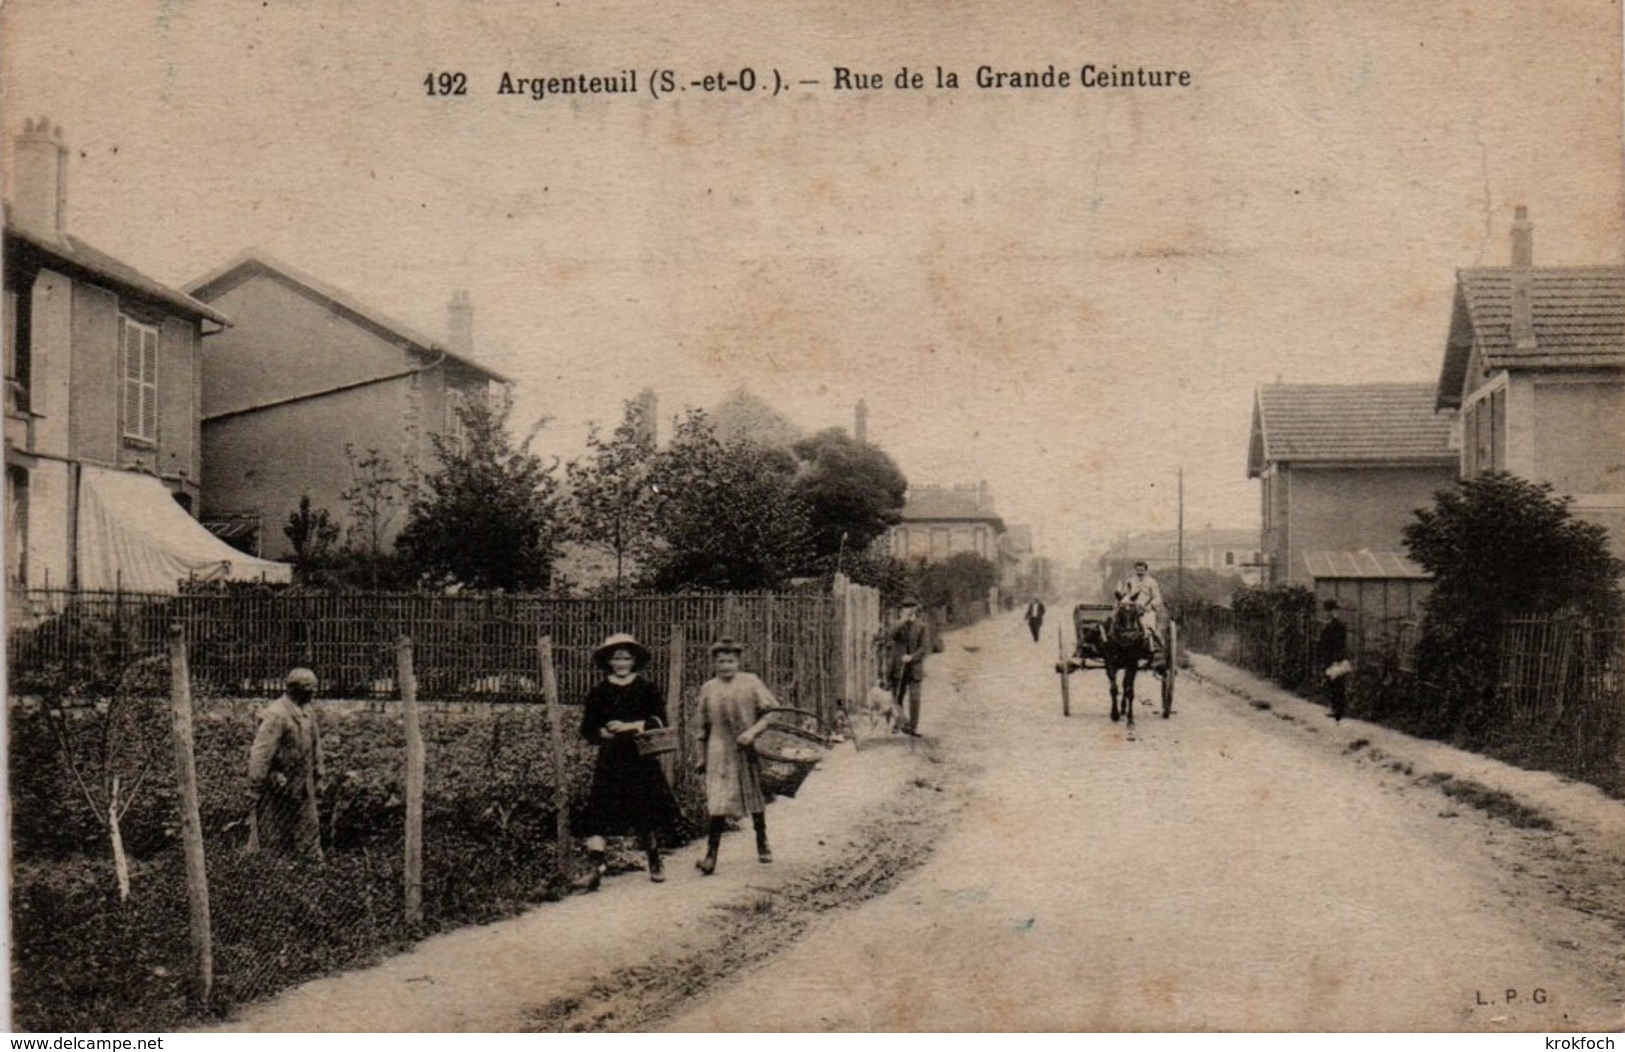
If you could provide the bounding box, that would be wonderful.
[865,677,902,733]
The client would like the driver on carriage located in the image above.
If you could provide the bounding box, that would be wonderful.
[1114,561,1166,657]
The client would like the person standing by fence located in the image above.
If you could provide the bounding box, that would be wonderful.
[572,633,681,891]
[1318,600,1351,722]
[889,597,932,736]
[694,638,780,875]
[247,668,325,860]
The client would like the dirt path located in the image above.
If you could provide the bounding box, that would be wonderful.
[211,663,966,1032]
[658,614,1625,1032]
[214,612,1624,1032]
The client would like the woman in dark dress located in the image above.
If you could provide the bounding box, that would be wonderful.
[573,632,681,891]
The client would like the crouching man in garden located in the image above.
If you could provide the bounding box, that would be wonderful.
[247,667,325,860]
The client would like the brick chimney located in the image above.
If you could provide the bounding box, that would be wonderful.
[12,117,68,240]
[1510,206,1537,352]
[633,387,658,448]
[446,289,473,359]
[854,398,868,444]
[1510,205,1533,267]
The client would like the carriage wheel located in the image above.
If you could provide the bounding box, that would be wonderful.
[1161,623,1178,718]
[1057,626,1072,718]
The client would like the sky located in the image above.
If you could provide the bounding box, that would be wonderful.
[4,1,1622,569]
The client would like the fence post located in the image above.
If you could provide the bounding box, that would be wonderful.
[665,626,686,790]
[397,636,424,924]
[167,622,213,1005]
[538,635,570,878]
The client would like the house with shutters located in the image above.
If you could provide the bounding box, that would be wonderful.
[1434,207,1625,554]
[1247,382,1456,618]
[185,254,509,559]
[4,119,289,601]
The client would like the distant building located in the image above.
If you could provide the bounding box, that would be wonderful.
[1097,527,1263,595]
[1247,382,1456,611]
[1434,207,1625,554]
[709,387,802,449]
[886,482,1005,563]
[997,523,1035,595]
[4,119,289,599]
[186,253,508,559]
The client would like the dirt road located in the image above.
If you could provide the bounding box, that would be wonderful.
[217,611,1624,1032]
[660,614,1625,1032]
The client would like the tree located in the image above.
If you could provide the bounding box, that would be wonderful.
[1405,472,1623,619]
[565,398,658,594]
[283,494,340,583]
[340,446,407,589]
[1403,472,1624,734]
[395,395,566,591]
[909,551,999,623]
[790,428,908,561]
[643,410,815,591]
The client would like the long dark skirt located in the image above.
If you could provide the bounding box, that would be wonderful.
[575,739,681,837]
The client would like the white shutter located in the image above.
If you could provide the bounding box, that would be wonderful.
[140,326,158,441]
[118,316,159,442]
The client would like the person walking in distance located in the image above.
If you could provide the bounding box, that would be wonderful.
[889,597,932,736]
[1024,596,1047,643]
[693,638,781,875]
[247,668,325,860]
[572,633,681,891]
[1318,599,1351,722]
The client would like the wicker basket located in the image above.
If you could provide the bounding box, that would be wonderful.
[753,713,830,799]
[634,718,679,758]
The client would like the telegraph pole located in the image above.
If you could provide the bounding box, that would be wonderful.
[1176,465,1185,618]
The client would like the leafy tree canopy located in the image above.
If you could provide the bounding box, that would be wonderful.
[790,427,908,560]
[395,395,565,591]
[1404,472,1623,621]
[565,397,658,592]
[643,410,814,592]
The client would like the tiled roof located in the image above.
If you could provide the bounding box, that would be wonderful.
[1304,549,1430,580]
[1248,384,1456,477]
[1437,267,1625,408]
[900,485,1001,523]
[5,220,232,326]
[186,251,509,382]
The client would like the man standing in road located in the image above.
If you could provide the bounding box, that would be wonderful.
[1024,596,1046,643]
[247,667,325,859]
[888,597,932,736]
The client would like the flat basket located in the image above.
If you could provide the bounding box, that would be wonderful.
[753,710,831,799]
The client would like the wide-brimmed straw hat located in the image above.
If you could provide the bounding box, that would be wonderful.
[592,633,651,672]
[708,636,745,656]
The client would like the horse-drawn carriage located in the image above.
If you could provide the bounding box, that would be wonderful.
[1055,600,1176,726]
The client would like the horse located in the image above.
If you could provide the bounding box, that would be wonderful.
[1100,602,1157,725]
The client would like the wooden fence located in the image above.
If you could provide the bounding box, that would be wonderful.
[6,586,884,728]
[1183,601,1625,781]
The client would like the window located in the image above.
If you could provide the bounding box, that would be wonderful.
[119,316,158,443]
[1225,551,1235,566]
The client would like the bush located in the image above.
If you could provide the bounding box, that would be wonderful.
[1405,473,1624,741]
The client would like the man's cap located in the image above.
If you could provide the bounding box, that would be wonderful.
[709,637,745,656]
[286,668,319,690]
